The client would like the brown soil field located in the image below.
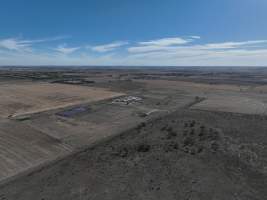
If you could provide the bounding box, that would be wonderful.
[0,119,72,182]
[137,79,267,115]
[252,85,267,93]
[136,79,249,93]
[192,95,267,115]
[0,82,123,118]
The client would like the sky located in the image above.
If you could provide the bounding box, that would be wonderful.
[0,0,267,66]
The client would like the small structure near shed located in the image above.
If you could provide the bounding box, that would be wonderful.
[112,96,142,105]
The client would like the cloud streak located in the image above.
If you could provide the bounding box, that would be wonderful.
[200,40,267,50]
[0,38,32,51]
[54,44,80,54]
[138,37,196,46]
[90,41,128,52]
[128,36,200,53]
[0,36,68,52]
[1,36,267,66]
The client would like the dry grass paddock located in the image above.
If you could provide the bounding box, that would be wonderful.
[191,95,267,115]
[0,82,123,118]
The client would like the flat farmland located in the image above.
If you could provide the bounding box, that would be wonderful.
[0,82,123,118]
[0,68,267,200]
[191,95,267,115]
[0,119,72,182]
[136,79,249,93]
[137,79,267,115]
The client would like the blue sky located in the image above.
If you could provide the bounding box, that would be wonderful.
[0,0,267,66]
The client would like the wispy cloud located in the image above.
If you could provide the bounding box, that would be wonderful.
[54,44,80,54]
[1,35,267,66]
[190,36,201,39]
[0,38,32,51]
[128,37,267,55]
[200,40,267,50]
[128,36,200,53]
[126,38,267,66]
[90,41,128,52]
[22,35,69,44]
[0,36,68,52]
[138,37,194,46]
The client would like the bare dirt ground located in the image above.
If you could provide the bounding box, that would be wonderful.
[136,79,249,93]
[192,95,267,115]
[137,79,267,115]
[0,82,123,118]
[0,67,266,200]
[0,118,72,182]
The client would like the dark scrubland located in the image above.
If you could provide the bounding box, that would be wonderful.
[0,110,266,200]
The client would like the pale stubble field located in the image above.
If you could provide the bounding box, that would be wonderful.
[0,82,124,118]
